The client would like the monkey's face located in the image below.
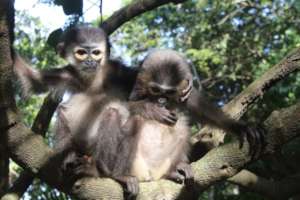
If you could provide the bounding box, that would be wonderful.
[146,79,189,105]
[57,27,109,73]
[66,43,107,72]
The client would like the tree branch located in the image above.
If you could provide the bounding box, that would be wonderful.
[2,94,61,200]
[3,99,300,200]
[228,170,300,200]
[192,48,300,148]
[100,0,188,35]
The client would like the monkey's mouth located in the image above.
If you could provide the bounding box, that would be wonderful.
[82,60,99,71]
[157,97,168,107]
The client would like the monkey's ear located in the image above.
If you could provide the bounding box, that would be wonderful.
[56,42,66,57]
[129,90,140,101]
[129,84,145,101]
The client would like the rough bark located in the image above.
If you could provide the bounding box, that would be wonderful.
[0,0,15,196]
[100,0,187,35]
[228,170,300,200]
[2,94,60,200]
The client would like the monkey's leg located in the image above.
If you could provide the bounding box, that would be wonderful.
[112,116,142,196]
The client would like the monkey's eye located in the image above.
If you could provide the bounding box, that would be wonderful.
[91,49,102,60]
[76,49,87,55]
[150,86,161,95]
[165,89,176,95]
[92,50,101,55]
[74,49,88,61]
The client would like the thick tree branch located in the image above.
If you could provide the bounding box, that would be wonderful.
[0,0,15,197]
[100,0,187,35]
[228,170,300,200]
[3,99,300,199]
[2,94,60,200]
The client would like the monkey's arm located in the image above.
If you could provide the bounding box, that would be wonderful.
[14,55,81,95]
[186,88,263,152]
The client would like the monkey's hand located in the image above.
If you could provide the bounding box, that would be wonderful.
[130,101,178,125]
[180,79,193,102]
[166,163,194,186]
[233,123,266,159]
[62,153,99,180]
[114,176,139,197]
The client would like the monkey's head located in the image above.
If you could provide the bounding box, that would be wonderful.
[57,26,109,72]
[130,49,193,104]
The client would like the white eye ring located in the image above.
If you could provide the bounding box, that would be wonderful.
[74,48,88,61]
[91,49,103,61]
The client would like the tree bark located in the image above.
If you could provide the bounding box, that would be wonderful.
[0,0,15,197]
[101,0,187,35]
[2,94,60,200]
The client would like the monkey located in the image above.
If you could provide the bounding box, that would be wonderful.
[130,49,263,151]
[118,49,264,184]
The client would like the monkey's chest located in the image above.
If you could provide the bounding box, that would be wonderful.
[59,93,129,136]
[131,116,189,181]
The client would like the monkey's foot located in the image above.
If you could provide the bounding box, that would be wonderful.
[167,163,194,186]
[63,153,98,179]
[115,176,139,197]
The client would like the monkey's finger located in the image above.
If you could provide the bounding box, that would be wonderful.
[252,126,266,159]
[126,178,139,196]
[238,134,245,149]
[181,87,192,102]
[247,127,260,159]
[181,84,193,102]
[247,128,256,159]
[163,112,178,125]
[182,79,193,93]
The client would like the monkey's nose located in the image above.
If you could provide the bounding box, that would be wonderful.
[84,60,98,69]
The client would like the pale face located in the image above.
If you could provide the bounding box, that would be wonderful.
[66,41,108,72]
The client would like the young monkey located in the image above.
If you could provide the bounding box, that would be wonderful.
[124,49,264,184]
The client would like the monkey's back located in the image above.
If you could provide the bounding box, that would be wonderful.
[130,113,190,181]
